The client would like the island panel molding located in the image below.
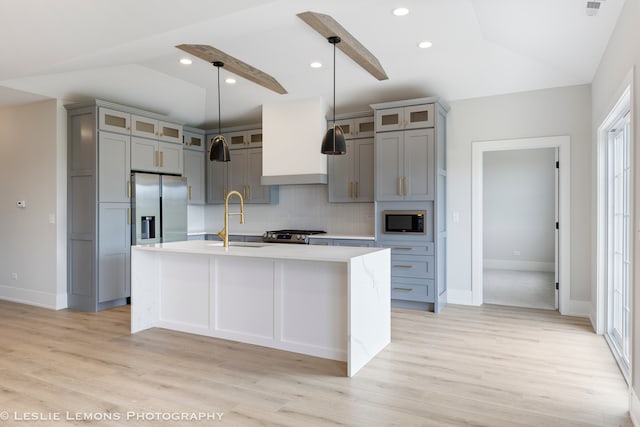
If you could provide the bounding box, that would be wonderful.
[130,240,391,376]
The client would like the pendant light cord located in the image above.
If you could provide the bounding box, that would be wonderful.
[217,64,222,135]
[332,40,336,126]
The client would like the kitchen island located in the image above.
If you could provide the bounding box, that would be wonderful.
[130,240,390,377]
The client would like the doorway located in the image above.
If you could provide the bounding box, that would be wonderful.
[471,136,571,314]
[482,148,557,310]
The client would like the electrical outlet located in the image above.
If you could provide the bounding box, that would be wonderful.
[11,273,18,280]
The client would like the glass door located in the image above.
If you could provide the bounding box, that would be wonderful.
[605,110,631,378]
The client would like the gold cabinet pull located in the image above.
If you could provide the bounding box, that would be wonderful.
[393,247,413,251]
[127,180,131,198]
[188,185,192,201]
[393,287,413,292]
[393,265,413,269]
[398,177,403,196]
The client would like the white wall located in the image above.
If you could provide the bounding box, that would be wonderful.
[483,148,556,270]
[0,99,67,308]
[447,84,592,307]
[191,185,374,236]
[590,0,640,409]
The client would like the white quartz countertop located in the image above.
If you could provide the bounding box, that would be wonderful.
[133,240,387,263]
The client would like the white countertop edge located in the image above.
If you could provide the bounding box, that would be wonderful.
[132,240,388,263]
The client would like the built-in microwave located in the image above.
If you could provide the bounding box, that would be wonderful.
[383,210,426,234]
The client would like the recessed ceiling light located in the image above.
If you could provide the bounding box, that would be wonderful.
[225,77,236,84]
[392,7,409,16]
[418,41,433,49]
[179,58,193,65]
[310,61,322,69]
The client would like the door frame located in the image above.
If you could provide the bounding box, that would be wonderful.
[471,136,571,314]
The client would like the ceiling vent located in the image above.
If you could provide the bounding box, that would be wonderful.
[586,1,601,16]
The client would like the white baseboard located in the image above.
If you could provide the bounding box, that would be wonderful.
[447,289,476,305]
[0,285,66,310]
[562,299,592,319]
[448,288,593,321]
[630,387,640,426]
[483,259,555,272]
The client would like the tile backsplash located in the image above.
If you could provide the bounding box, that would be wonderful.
[189,184,374,235]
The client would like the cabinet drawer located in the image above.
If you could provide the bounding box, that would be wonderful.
[391,278,434,302]
[378,241,434,256]
[391,255,434,278]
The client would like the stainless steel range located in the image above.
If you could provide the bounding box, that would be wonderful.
[263,229,326,244]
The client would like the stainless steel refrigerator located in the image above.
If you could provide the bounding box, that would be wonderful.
[131,172,188,245]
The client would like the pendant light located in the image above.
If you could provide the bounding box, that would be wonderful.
[209,61,231,162]
[321,36,346,155]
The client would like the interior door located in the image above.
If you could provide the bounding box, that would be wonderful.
[555,148,559,309]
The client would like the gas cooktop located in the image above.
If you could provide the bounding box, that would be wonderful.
[263,229,326,244]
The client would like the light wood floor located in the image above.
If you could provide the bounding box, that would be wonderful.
[0,301,631,426]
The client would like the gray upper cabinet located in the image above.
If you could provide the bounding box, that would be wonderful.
[98,131,130,203]
[328,113,374,203]
[99,108,131,135]
[131,114,183,144]
[206,133,277,204]
[206,136,228,204]
[183,130,205,151]
[375,128,434,201]
[226,128,262,149]
[228,147,276,204]
[334,116,375,139]
[131,137,183,175]
[183,148,205,205]
[375,104,435,132]
[328,138,374,202]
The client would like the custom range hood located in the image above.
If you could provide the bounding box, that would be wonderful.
[261,96,329,185]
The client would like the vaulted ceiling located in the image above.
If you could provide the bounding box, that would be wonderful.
[0,0,624,128]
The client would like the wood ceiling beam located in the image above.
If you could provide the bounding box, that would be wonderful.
[297,11,389,81]
[176,44,288,95]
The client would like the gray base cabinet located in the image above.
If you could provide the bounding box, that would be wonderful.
[371,97,448,313]
[308,238,374,247]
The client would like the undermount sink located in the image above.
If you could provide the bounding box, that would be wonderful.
[206,241,267,248]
